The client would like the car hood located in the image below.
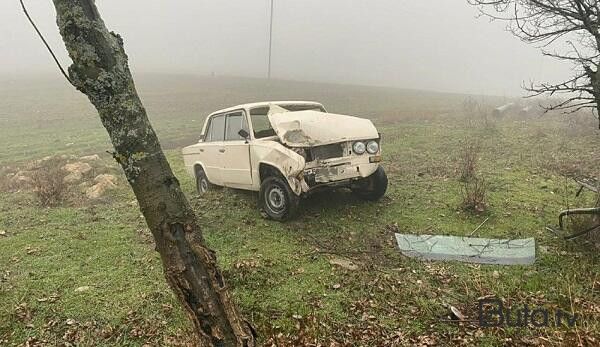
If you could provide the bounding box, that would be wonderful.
[267,106,379,147]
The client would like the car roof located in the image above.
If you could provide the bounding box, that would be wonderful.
[208,101,324,117]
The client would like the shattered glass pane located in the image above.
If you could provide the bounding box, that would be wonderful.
[395,234,535,265]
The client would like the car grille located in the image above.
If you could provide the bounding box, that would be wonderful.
[310,143,344,161]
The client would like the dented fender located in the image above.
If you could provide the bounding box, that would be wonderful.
[250,141,307,195]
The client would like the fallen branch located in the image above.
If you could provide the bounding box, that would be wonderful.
[469,217,489,236]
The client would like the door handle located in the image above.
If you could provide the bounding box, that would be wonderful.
[199,149,204,152]
[219,149,226,153]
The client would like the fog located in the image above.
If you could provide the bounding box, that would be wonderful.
[1,0,571,96]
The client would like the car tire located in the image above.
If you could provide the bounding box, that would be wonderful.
[196,168,216,195]
[260,176,300,221]
[352,166,388,201]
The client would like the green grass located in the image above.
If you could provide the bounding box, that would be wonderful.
[1,75,599,345]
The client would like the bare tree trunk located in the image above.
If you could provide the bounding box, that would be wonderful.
[51,1,254,345]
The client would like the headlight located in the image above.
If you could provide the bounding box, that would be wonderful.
[366,140,379,154]
[352,141,366,154]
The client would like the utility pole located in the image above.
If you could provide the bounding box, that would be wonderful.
[268,0,274,79]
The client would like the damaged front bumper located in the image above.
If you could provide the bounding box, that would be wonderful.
[289,155,382,195]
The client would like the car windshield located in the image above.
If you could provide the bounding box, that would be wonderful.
[250,104,325,139]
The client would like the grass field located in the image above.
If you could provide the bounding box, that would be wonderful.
[1,74,599,346]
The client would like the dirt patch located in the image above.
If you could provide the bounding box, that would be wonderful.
[62,162,93,184]
[1,154,120,206]
[85,174,118,199]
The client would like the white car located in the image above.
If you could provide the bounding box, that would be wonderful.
[182,101,387,220]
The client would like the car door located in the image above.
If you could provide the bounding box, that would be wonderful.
[200,114,225,185]
[220,111,253,188]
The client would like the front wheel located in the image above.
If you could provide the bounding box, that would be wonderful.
[196,168,216,195]
[352,166,388,201]
[259,176,300,221]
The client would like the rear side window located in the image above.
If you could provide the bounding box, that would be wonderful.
[205,115,225,141]
[225,112,249,141]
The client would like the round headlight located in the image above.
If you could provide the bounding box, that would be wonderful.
[366,140,379,154]
[353,141,366,154]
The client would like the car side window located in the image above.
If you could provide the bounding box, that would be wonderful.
[250,107,276,138]
[204,118,213,141]
[206,115,225,142]
[225,112,249,141]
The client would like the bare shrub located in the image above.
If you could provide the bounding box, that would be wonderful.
[462,97,497,133]
[30,160,67,207]
[458,142,488,213]
[461,174,488,213]
[0,166,19,192]
[476,103,497,133]
[458,142,480,183]
[481,113,498,134]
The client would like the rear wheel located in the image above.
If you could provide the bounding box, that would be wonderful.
[352,166,388,201]
[260,176,300,221]
[195,168,216,195]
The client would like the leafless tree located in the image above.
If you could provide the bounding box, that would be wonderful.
[25,0,256,345]
[468,0,600,128]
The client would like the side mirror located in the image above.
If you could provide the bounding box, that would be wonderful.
[238,129,250,140]
[198,134,205,142]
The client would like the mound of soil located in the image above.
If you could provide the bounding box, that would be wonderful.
[1,154,120,205]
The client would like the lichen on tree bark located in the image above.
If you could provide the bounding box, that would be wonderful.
[51,0,255,345]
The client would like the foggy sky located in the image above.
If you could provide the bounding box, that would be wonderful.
[1,1,571,96]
